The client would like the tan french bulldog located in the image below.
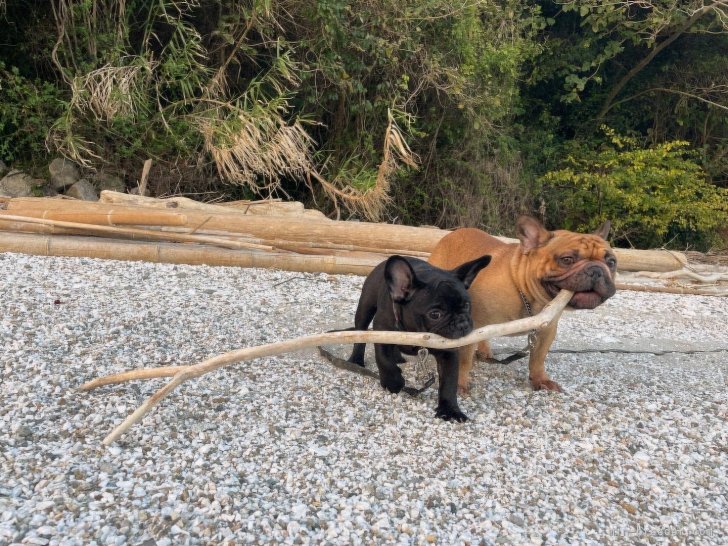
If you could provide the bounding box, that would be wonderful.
[428,216,617,394]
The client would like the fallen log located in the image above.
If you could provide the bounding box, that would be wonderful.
[98,191,328,219]
[79,289,574,445]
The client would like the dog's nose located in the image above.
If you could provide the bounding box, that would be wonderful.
[588,265,603,278]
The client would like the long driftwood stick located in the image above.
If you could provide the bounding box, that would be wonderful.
[621,269,728,284]
[616,283,728,296]
[90,290,573,445]
[78,366,188,391]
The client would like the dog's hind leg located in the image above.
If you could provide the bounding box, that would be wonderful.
[457,343,478,396]
[475,340,493,360]
[348,288,378,367]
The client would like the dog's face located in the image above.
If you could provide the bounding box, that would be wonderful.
[385,255,491,338]
[517,216,617,309]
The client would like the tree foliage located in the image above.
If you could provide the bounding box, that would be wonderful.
[0,0,726,249]
[541,128,728,249]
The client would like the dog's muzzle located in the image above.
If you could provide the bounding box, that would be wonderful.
[543,262,616,309]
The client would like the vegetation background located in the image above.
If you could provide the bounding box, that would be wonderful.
[1,0,727,250]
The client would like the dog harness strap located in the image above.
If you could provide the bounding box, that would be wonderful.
[317,344,434,397]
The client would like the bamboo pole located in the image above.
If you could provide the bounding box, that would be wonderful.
[155,227,431,257]
[86,290,573,445]
[0,232,382,274]
[4,198,448,252]
[2,197,692,272]
[5,200,189,227]
[0,213,274,251]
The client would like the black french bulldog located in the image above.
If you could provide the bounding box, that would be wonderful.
[348,254,491,422]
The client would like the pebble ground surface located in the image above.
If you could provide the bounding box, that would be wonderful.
[0,252,726,546]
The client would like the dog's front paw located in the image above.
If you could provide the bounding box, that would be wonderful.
[530,377,563,392]
[380,372,405,394]
[435,402,468,423]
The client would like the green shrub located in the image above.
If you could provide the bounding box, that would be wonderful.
[0,62,65,165]
[539,129,728,250]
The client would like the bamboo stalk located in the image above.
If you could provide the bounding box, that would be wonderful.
[6,200,189,227]
[0,232,382,274]
[5,198,448,253]
[93,290,573,445]
[0,213,274,251]
[155,227,431,257]
[2,197,692,272]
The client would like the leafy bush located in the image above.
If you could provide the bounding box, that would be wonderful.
[0,62,65,165]
[539,129,728,250]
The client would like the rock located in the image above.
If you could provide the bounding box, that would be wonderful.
[49,158,81,190]
[0,159,8,178]
[14,425,34,439]
[0,169,42,197]
[508,514,526,527]
[65,179,98,201]
[93,171,126,193]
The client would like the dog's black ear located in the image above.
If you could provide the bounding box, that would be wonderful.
[516,215,552,253]
[450,254,491,289]
[593,220,611,240]
[385,256,421,303]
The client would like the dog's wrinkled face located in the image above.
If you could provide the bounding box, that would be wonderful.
[539,233,617,309]
[517,216,617,310]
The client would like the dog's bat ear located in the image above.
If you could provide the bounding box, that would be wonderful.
[516,215,552,253]
[451,254,491,290]
[385,256,420,303]
[593,220,611,240]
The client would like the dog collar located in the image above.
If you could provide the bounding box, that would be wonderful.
[518,290,533,317]
[518,290,538,352]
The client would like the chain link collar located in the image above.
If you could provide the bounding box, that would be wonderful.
[518,290,537,351]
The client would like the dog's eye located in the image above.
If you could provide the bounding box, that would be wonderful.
[429,310,442,320]
[606,257,617,268]
[559,256,575,266]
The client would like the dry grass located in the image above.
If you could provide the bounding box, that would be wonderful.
[196,103,315,195]
[73,62,149,121]
[312,112,418,221]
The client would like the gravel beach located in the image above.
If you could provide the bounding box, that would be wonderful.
[1,252,726,545]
